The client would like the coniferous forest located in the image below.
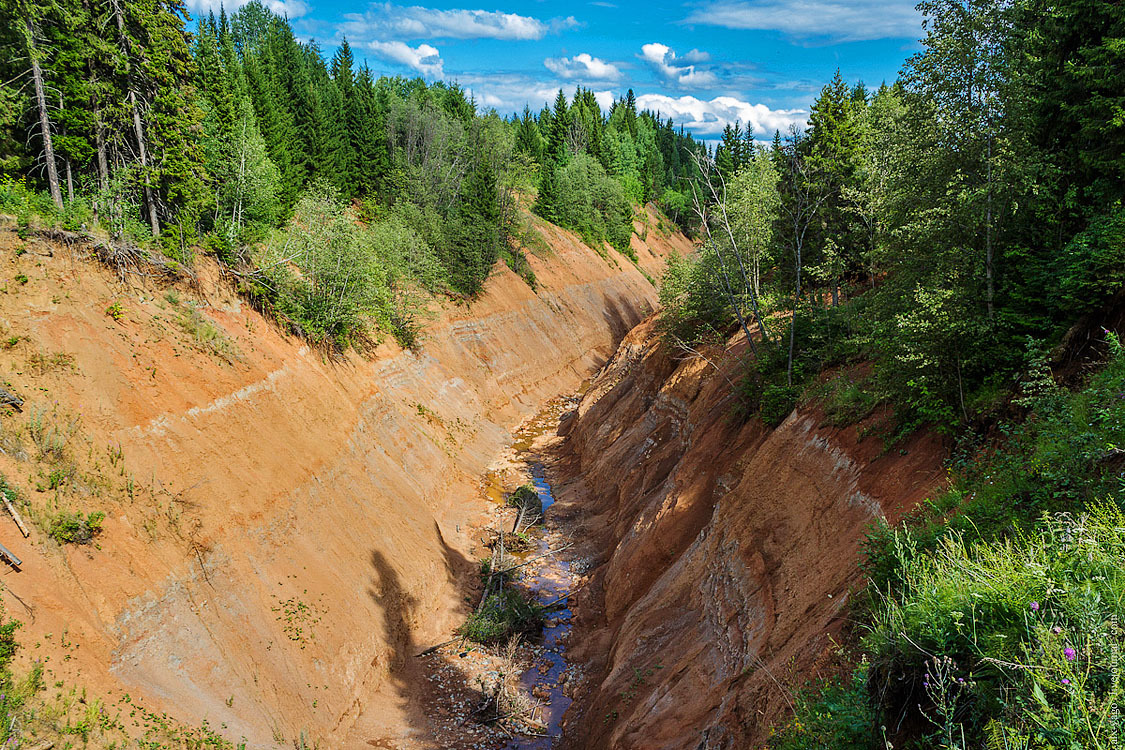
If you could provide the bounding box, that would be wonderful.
[1,0,1125,746]
[0,0,702,347]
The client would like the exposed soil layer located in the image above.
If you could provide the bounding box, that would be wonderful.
[0,206,688,748]
[546,319,948,749]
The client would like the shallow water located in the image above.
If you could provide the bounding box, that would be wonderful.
[504,463,576,749]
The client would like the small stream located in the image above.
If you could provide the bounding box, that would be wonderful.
[504,463,577,749]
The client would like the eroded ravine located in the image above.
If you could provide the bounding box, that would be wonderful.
[0,213,691,749]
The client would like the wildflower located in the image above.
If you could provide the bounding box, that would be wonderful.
[1064,647,1076,661]
[1030,601,1040,611]
[1052,626,1062,634]
[1062,678,1071,685]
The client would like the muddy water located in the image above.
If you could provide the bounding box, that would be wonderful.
[504,463,576,749]
[498,393,583,749]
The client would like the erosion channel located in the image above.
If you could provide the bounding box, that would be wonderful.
[420,392,584,750]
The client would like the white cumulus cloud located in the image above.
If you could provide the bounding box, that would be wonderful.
[543,53,622,81]
[684,0,921,42]
[640,43,718,88]
[340,3,575,41]
[363,40,444,78]
[634,93,807,138]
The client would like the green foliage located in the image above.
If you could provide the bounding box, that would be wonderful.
[870,342,1125,576]
[506,484,542,520]
[48,510,105,544]
[0,177,59,226]
[4,1,705,354]
[867,509,1125,748]
[548,152,635,258]
[1057,208,1125,314]
[0,608,33,747]
[793,346,1125,747]
[814,372,882,427]
[254,183,425,349]
[770,667,878,750]
[758,383,799,427]
[458,587,546,645]
[656,251,729,345]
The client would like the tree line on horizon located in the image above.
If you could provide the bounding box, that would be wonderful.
[0,0,705,347]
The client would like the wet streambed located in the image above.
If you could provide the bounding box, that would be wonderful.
[504,462,576,749]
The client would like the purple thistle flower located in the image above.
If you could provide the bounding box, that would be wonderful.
[1030,601,1040,611]
[1064,647,1077,662]
[1062,678,1071,685]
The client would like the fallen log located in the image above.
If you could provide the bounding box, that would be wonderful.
[415,637,460,658]
[497,542,574,574]
[0,541,20,568]
[3,492,29,538]
[0,387,22,413]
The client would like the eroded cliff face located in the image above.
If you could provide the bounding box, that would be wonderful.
[551,319,947,749]
[0,208,688,748]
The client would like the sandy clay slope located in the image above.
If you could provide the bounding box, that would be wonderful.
[547,318,948,750]
[0,205,689,748]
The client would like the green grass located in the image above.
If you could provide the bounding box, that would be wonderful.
[773,339,1125,748]
[868,508,1125,748]
[47,510,105,544]
[770,667,878,750]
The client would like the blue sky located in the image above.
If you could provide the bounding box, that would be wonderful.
[186,0,926,142]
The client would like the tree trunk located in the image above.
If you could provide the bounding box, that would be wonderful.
[94,117,109,191]
[110,0,160,237]
[65,158,74,203]
[27,21,63,210]
[713,239,760,359]
[130,90,160,237]
[985,132,995,321]
[787,236,802,387]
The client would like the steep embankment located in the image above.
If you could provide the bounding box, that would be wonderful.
[0,206,689,747]
[550,320,947,749]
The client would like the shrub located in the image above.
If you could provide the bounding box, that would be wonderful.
[817,373,882,427]
[550,153,635,258]
[770,667,878,750]
[0,177,58,227]
[49,510,105,544]
[867,508,1125,748]
[254,184,430,350]
[458,587,546,645]
[506,484,541,515]
[256,184,388,349]
[656,251,730,346]
[759,384,799,427]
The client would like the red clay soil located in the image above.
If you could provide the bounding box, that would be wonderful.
[546,318,947,750]
[0,206,690,749]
